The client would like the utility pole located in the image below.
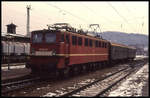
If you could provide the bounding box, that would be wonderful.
[26,5,31,38]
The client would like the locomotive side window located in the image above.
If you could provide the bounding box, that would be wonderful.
[104,42,105,48]
[66,34,70,43]
[85,38,88,46]
[105,43,107,48]
[60,34,64,42]
[45,33,56,43]
[95,40,98,47]
[33,33,43,43]
[102,42,104,48]
[72,36,77,45]
[78,37,82,46]
[89,39,93,47]
[99,41,101,47]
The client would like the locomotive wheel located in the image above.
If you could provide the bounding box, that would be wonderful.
[73,65,80,76]
[81,64,87,73]
[31,68,37,75]
[78,65,82,74]
[95,63,99,70]
[58,68,70,79]
[90,63,95,71]
[93,63,97,71]
[86,64,91,72]
[63,67,70,78]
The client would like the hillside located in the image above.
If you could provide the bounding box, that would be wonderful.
[100,31,148,48]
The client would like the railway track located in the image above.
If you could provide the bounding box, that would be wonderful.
[2,77,41,95]
[59,61,147,97]
[2,57,148,96]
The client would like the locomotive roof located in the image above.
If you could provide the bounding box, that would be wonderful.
[67,30,109,42]
[31,29,109,43]
[111,42,136,49]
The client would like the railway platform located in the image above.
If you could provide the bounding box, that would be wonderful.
[1,64,31,81]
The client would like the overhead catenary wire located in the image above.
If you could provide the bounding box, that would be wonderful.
[80,2,114,24]
[122,2,141,25]
[107,2,137,33]
[46,3,90,25]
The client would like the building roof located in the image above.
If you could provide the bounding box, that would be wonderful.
[6,23,17,27]
[2,32,27,38]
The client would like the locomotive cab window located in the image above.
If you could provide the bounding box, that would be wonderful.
[32,33,43,43]
[45,33,56,43]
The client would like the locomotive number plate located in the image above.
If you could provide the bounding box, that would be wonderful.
[35,51,53,56]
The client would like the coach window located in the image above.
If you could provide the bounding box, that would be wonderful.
[66,34,69,43]
[105,43,107,48]
[78,37,82,46]
[85,38,88,46]
[89,39,93,47]
[72,35,77,45]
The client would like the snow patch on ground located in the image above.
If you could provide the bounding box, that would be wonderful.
[108,63,149,97]
[43,78,96,97]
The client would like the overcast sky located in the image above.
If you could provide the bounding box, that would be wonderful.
[2,1,148,36]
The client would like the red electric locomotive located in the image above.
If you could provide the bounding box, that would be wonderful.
[27,23,110,76]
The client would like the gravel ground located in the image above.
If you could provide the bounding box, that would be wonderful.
[2,68,31,80]
[2,57,148,97]
[5,64,124,97]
